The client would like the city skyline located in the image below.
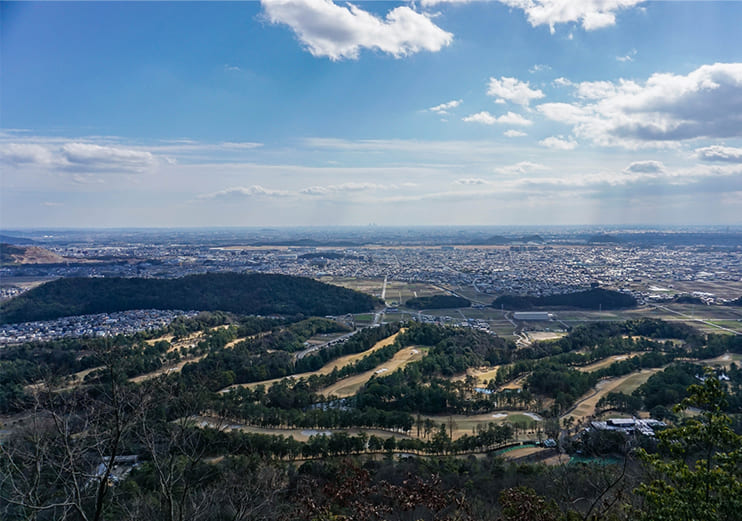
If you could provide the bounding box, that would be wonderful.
[2,0,742,228]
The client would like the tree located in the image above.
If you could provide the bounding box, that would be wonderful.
[0,352,147,521]
[635,370,742,521]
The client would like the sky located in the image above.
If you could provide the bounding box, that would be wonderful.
[2,0,742,228]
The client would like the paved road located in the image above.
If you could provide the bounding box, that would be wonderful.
[652,304,741,335]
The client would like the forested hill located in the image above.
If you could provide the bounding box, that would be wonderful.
[0,272,380,324]
[405,295,471,309]
[492,288,637,310]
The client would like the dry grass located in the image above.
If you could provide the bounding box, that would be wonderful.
[526,332,568,342]
[221,330,404,392]
[129,354,208,383]
[419,411,542,440]
[319,346,426,398]
[700,352,742,370]
[564,369,662,423]
[194,416,408,442]
[575,352,645,372]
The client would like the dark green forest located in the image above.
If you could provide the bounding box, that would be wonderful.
[405,294,471,309]
[0,272,380,324]
[492,288,637,310]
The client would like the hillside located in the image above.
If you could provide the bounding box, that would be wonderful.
[0,243,67,265]
[492,288,637,310]
[0,272,380,324]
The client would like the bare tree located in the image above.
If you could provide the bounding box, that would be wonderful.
[1,350,147,521]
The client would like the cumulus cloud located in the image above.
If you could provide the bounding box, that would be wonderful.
[463,111,531,126]
[496,0,645,33]
[462,111,497,125]
[537,63,742,147]
[539,136,577,150]
[504,130,528,137]
[0,143,55,165]
[553,77,573,87]
[261,0,453,60]
[496,161,549,175]
[487,76,544,106]
[1,142,157,172]
[429,99,462,114]
[200,186,291,199]
[696,145,742,163]
[624,160,665,174]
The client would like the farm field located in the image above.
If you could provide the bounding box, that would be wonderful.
[319,276,444,305]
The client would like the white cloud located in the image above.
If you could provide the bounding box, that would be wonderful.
[624,160,665,174]
[496,0,645,33]
[462,111,531,125]
[59,143,156,172]
[219,142,264,149]
[529,63,551,73]
[497,112,532,126]
[420,0,476,5]
[455,177,489,185]
[616,49,637,62]
[429,99,462,114]
[537,63,742,147]
[539,136,577,150]
[504,130,527,137]
[576,80,617,99]
[200,185,291,199]
[553,77,573,87]
[496,161,549,175]
[224,64,242,72]
[300,182,388,195]
[261,0,453,60]
[696,145,742,163]
[0,143,55,165]
[1,142,157,172]
[487,76,544,106]
[462,111,497,125]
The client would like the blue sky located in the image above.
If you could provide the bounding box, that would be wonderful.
[2,0,742,228]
